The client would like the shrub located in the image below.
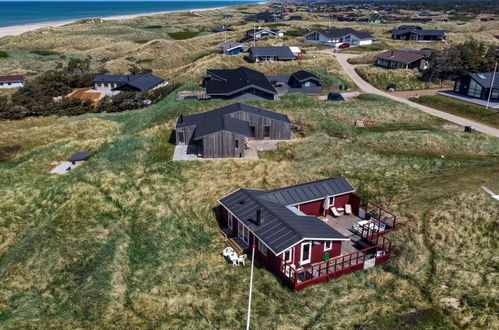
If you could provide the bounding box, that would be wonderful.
[30,50,60,56]
[0,50,8,59]
[144,25,163,29]
[168,31,201,40]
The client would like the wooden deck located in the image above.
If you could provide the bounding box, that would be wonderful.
[320,214,373,254]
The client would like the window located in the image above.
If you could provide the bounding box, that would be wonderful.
[324,241,332,251]
[264,126,270,138]
[178,131,185,144]
[304,81,311,88]
[228,213,233,230]
[258,240,267,256]
[238,222,249,244]
[454,79,461,92]
[250,126,256,137]
[329,196,335,206]
[235,139,239,148]
[467,79,483,98]
[491,89,499,100]
[300,242,312,265]
[283,248,293,263]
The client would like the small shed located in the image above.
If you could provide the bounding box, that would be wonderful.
[68,151,93,164]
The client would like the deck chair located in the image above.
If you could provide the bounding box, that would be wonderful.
[222,247,234,257]
[229,252,239,266]
[345,204,352,215]
[237,254,247,266]
[331,207,341,217]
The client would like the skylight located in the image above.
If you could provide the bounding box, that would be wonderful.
[477,74,487,79]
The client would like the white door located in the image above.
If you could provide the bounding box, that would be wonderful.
[300,242,312,265]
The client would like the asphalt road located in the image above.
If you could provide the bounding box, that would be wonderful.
[330,51,499,138]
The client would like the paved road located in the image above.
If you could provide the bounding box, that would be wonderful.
[330,51,499,138]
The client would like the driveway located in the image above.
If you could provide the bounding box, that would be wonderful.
[327,51,499,138]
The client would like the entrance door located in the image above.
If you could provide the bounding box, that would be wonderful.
[178,131,185,144]
[300,242,312,265]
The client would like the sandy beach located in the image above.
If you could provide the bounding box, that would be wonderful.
[0,5,232,38]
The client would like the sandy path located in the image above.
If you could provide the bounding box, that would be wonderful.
[327,50,499,138]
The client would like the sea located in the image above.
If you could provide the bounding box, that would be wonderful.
[0,1,262,28]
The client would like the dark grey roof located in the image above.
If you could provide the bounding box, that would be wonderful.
[205,66,277,96]
[177,103,290,129]
[93,73,164,91]
[259,177,355,206]
[310,28,373,40]
[193,116,252,140]
[93,74,130,83]
[249,46,295,60]
[219,179,352,254]
[123,74,164,91]
[291,70,320,82]
[391,29,445,36]
[68,151,93,162]
[468,72,499,89]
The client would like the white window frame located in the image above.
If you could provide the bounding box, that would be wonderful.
[227,213,233,230]
[324,241,332,251]
[329,196,335,206]
[258,240,267,256]
[283,248,293,263]
[300,242,312,265]
[238,222,249,244]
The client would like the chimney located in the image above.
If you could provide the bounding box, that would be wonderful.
[179,114,183,123]
[390,50,394,57]
[256,209,261,226]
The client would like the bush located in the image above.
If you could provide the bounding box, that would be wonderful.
[0,50,8,59]
[30,50,60,56]
[168,31,201,40]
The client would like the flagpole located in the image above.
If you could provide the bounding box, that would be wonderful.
[485,62,497,110]
[246,243,256,330]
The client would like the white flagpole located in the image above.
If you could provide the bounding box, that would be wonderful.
[246,243,256,330]
[486,62,497,110]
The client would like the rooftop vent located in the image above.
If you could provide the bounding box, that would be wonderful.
[477,74,487,79]
[239,200,245,205]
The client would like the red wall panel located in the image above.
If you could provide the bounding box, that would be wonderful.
[298,199,325,216]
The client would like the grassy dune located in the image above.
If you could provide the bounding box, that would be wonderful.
[0,91,498,328]
[356,65,454,91]
[0,4,498,328]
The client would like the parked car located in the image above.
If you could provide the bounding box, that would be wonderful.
[327,92,345,101]
[339,43,350,49]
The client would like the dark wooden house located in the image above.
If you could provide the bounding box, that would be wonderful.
[175,103,291,158]
[390,25,445,41]
[218,177,396,291]
[453,72,499,101]
[203,67,278,101]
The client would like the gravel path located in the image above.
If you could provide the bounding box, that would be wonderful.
[330,51,499,138]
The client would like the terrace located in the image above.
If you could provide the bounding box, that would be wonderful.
[279,195,396,290]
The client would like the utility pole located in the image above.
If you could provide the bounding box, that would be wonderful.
[245,242,256,330]
[486,62,497,110]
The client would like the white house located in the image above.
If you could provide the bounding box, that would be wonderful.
[304,28,373,47]
[0,75,25,89]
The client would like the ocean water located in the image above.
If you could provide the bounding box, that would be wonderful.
[0,1,261,28]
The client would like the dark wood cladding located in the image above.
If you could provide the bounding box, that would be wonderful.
[228,111,291,140]
[203,131,247,158]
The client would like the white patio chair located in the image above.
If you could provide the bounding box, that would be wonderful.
[331,207,341,217]
[345,204,352,215]
[237,254,247,266]
[223,246,234,257]
[229,252,239,266]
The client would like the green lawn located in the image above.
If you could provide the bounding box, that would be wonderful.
[0,91,498,328]
[411,94,499,129]
[168,31,202,40]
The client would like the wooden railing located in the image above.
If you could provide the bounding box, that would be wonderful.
[279,237,392,291]
[354,195,396,243]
